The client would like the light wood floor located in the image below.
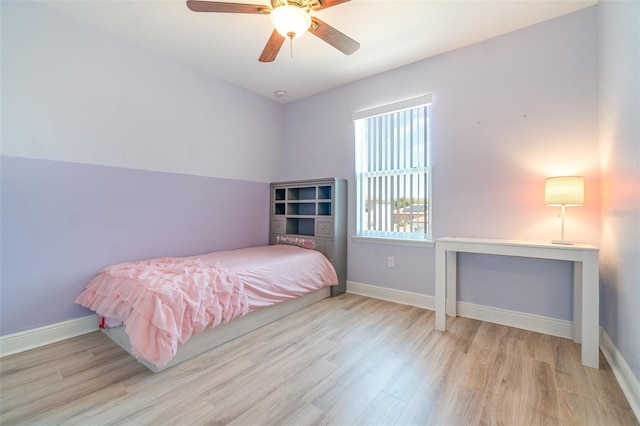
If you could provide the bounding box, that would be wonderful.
[1,294,637,425]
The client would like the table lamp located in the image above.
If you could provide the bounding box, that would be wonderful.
[544,176,584,245]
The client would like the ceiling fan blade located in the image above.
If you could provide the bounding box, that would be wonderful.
[259,30,286,62]
[309,17,359,55]
[314,0,350,11]
[186,0,268,14]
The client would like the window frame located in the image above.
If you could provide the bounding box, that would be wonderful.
[353,95,433,243]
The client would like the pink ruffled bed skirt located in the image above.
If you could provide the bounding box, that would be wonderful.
[75,257,249,368]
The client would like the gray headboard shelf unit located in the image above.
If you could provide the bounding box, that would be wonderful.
[270,178,347,296]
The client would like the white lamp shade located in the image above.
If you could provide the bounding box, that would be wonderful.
[270,5,311,39]
[544,176,584,206]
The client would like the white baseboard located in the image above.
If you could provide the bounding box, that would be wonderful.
[457,301,574,339]
[347,281,434,310]
[346,281,572,339]
[600,328,640,420]
[0,315,99,358]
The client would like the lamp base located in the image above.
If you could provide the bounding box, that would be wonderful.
[552,239,575,245]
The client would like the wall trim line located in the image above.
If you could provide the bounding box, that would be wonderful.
[600,327,640,420]
[0,315,98,358]
[346,281,434,310]
[456,301,574,339]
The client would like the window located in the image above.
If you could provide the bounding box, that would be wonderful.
[353,95,432,241]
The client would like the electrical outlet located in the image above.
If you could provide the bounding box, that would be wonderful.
[387,256,395,268]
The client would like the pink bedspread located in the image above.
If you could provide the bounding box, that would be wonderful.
[192,245,338,309]
[75,245,338,368]
[75,257,249,368]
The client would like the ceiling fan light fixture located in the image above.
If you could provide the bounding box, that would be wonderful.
[270,5,311,39]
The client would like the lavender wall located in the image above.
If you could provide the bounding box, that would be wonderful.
[598,0,640,384]
[1,156,269,334]
[0,1,281,335]
[280,8,600,321]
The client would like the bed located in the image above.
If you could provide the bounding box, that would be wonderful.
[75,243,338,372]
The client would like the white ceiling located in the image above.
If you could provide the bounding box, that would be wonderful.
[40,0,597,103]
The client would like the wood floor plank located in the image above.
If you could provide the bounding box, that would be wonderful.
[0,366,62,395]
[0,332,107,371]
[522,329,556,365]
[456,321,506,393]
[523,358,561,423]
[557,388,605,425]
[0,293,636,426]
[586,352,634,408]
[394,346,464,425]
[226,359,337,425]
[597,397,640,425]
[312,353,406,424]
[429,385,485,426]
[354,391,408,426]
[553,334,597,398]
[382,330,449,403]
[304,324,402,407]
[200,340,340,422]
[480,335,528,425]
[22,382,131,425]
[1,356,147,423]
[276,402,325,426]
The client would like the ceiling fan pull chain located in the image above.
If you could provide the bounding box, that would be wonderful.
[290,38,293,58]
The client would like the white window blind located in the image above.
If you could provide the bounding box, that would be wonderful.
[353,95,432,240]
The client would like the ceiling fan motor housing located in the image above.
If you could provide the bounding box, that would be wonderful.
[270,4,312,39]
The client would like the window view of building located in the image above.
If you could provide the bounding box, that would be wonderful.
[354,95,432,240]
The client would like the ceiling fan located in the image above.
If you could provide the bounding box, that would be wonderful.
[186,0,360,62]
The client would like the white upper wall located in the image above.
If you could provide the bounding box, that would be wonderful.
[1,1,284,183]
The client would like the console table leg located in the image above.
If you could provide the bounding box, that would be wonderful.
[582,252,600,368]
[573,262,582,344]
[435,246,446,331]
[446,251,457,317]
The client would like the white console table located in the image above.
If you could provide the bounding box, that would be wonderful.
[435,237,600,368]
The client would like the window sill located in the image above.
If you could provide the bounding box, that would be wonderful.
[350,235,435,248]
